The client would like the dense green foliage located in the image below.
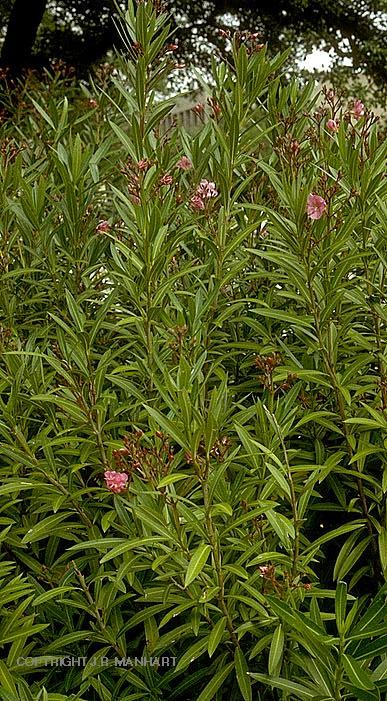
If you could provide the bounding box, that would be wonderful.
[0,2,387,699]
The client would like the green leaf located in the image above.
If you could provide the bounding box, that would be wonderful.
[184,544,212,588]
[222,564,249,579]
[33,587,75,605]
[0,660,17,695]
[208,617,227,657]
[65,289,85,333]
[334,532,371,581]
[0,624,49,645]
[174,637,209,673]
[99,536,169,563]
[44,631,95,652]
[22,513,75,544]
[342,654,375,690]
[118,604,172,635]
[143,405,188,449]
[132,505,178,541]
[303,522,366,555]
[268,624,284,676]
[355,635,387,660]
[196,661,235,701]
[379,527,387,574]
[248,673,317,699]
[235,648,252,701]
[157,474,190,488]
[335,581,347,635]
[0,481,46,496]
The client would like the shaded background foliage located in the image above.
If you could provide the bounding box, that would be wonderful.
[0,0,386,100]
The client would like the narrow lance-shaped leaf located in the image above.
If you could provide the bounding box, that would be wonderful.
[184,544,212,588]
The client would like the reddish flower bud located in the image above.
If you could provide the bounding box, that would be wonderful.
[190,195,205,210]
[137,159,150,171]
[160,174,173,186]
[96,220,110,233]
[327,118,339,132]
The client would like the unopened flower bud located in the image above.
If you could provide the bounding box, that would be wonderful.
[137,159,150,171]
[327,118,339,132]
[160,173,173,185]
[96,220,110,233]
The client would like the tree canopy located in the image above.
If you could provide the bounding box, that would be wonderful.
[0,0,386,97]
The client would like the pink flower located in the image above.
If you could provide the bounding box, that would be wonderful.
[196,179,218,198]
[352,99,364,120]
[160,174,173,185]
[190,195,205,210]
[307,193,327,220]
[176,156,192,170]
[137,159,150,171]
[104,471,129,493]
[96,220,110,233]
[327,118,339,132]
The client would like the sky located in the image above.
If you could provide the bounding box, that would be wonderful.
[300,48,352,71]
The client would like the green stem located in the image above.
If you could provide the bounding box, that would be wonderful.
[72,561,124,656]
[334,638,344,700]
[270,413,300,580]
[305,265,379,571]
[201,461,239,647]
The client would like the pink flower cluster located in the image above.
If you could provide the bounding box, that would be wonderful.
[190,179,218,210]
[176,155,192,170]
[104,470,128,493]
[307,193,327,220]
[197,180,218,198]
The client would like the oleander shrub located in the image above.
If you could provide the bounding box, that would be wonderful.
[0,2,387,700]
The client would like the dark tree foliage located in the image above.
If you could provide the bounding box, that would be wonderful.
[0,0,386,88]
[0,0,121,76]
[169,0,387,92]
[0,0,47,71]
